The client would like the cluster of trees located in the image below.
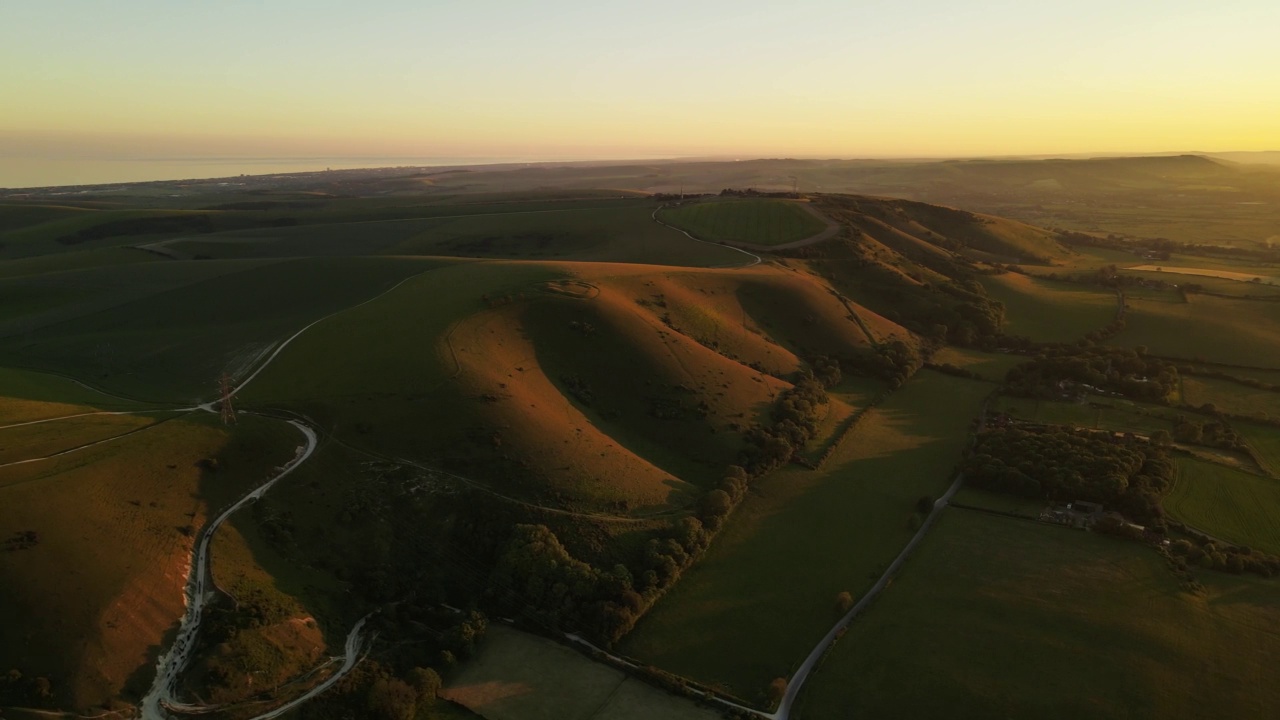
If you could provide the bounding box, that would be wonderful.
[298,659,449,720]
[489,524,644,645]
[742,373,830,473]
[1004,347,1178,402]
[1165,417,1245,450]
[966,428,1175,523]
[1167,537,1280,578]
[845,339,921,389]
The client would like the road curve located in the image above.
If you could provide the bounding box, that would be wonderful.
[139,420,318,720]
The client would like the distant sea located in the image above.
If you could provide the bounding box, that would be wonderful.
[0,156,583,190]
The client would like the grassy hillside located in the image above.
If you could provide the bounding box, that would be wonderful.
[658,199,827,246]
[796,510,1280,720]
[620,371,990,703]
[0,412,300,709]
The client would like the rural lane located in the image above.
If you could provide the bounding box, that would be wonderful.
[139,420,319,720]
[771,471,968,720]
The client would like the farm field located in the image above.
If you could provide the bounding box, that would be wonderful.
[444,625,718,720]
[1125,264,1280,285]
[1114,294,1280,369]
[1165,458,1280,554]
[0,412,300,709]
[977,273,1116,343]
[1181,375,1280,420]
[619,370,990,704]
[930,346,1026,381]
[0,256,439,402]
[1237,422,1280,477]
[0,411,171,466]
[795,511,1280,720]
[991,394,1177,436]
[659,199,828,246]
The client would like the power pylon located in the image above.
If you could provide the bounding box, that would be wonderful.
[218,374,236,425]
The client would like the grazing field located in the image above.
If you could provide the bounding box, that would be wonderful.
[951,486,1044,517]
[0,367,157,423]
[168,202,747,268]
[0,411,170,466]
[1181,375,1280,420]
[1114,294,1280,369]
[991,394,1177,435]
[977,273,1116,342]
[443,625,718,720]
[1126,264,1280,285]
[1165,459,1280,554]
[930,346,1026,381]
[1237,422,1280,477]
[796,511,1280,720]
[620,371,990,704]
[659,199,827,246]
[0,412,300,709]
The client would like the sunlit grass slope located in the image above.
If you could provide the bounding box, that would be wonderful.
[0,412,299,710]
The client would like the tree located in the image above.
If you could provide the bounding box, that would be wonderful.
[367,677,417,720]
[1149,429,1172,447]
[768,677,788,704]
[408,667,441,706]
[835,591,853,613]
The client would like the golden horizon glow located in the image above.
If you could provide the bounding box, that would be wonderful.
[2,1,1278,168]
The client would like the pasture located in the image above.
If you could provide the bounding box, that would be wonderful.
[659,199,828,246]
[796,511,1280,720]
[1114,294,1280,369]
[0,256,439,402]
[1237,422,1280,478]
[443,625,719,720]
[991,394,1177,436]
[930,346,1026,381]
[1181,375,1280,420]
[977,273,1117,343]
[619,371,990,703]
[1165,459,1280,554]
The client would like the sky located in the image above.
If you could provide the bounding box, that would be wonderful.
[2,0,1278,170]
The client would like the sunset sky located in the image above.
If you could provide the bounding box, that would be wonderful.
[2,0,1278,164]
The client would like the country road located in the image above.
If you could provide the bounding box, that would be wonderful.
[139,420,319,720]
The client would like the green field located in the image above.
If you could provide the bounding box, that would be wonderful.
[978,273,1117,343]
[1181,375,1280,420]
[1165,459,1280,554]
[991,394,1177,435]
[444,625,718,720]
[930,346,1027,381]
[1115,294,1280,369]
[620,371,990,704]
[0,256,439,401]
[796,511,1280,720]
[659,199,827,246]
[1238,422,1280,477]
